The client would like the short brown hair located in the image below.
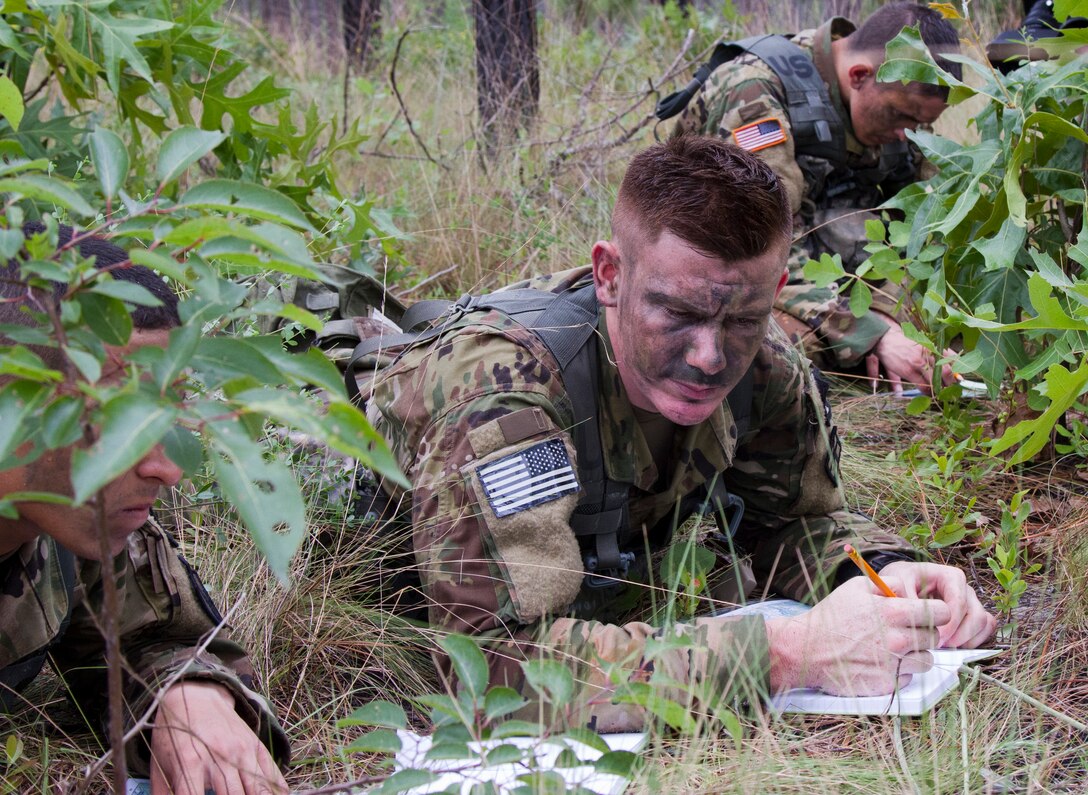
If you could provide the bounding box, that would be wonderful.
[612,136,790,264]
[848,2,962,94]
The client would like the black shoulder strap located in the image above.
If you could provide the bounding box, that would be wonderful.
[0,545,78,709]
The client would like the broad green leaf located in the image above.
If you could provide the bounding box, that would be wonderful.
[0,381,50,464]
[0,346,62,383]
[128,248,192,284]
[594,750,638,776]
[274,302,324,333]
[441,634,489,700]
[84,8,173,94]
[905,396,932,416]
[1026,272,1076,328]
[990,362,1088,464]
[76,292,132,347]
[482,744,525,765]
[88,128,128,199]
[0,227,24,259]
[0,175,94,218]
[490,720,546,739]
[848,280,872,318]
[483,687,528,721]
[178,179,315,231]
[156,126,227,186]
[425,741,477,760]
[208,434,306,584]
[160,424,203,477]
[377,769,438,793]
[560,727,610,754]
[87,279,162,307]
[343,728,402,755]
[971,216,1027,272]
[70,393,179,502]
[803,253,845,289]
[151,323,201,392]
[65,348,102,383]
[338,701,408,730]
[41,395,84,449]
[0,76,24,129]
[522,659,574,705]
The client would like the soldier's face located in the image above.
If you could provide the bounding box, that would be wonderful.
[850,81,947,147]
[0,330,182,560]
[593,230,788,426]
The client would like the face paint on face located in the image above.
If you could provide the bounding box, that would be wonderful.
[850,82,947,147]
[598,231,789,426]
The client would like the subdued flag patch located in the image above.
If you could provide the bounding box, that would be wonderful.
[478,439,579,517]
[732,117,787,152]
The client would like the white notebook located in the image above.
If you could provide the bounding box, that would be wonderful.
[767,647,1001,716]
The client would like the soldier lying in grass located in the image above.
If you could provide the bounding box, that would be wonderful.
[0,225,289,794]
[362,136,996,731]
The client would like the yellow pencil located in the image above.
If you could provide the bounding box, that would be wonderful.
[843,544,898,598]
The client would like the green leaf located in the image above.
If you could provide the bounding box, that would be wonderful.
[65,347,102,383]
[76,292,133,347]
[0,381,50,465]
[0,175,94,218]
[522,659,574,705]
[560,727,610,754]
[87,279,162,307]
[343,728,402,755]
[207,427,306,583]
[441,634,489,700]
[482,744,526,765]
[905,396,932,416]
[70,393,179,502]
[848,280,872,318]
[991,362,1088,464]
[178,179,315,231]
[483,687,528,721]
[803,253,845,289]
[156,126,227,186]
[88,128,128,200]
[0,227,25,260]
[160,424,203,477]
[594,750,638,776]
[338,701,408,730]
[0,346,61,383]
[41,395,84,449]
[970,216,1027,272]
[0,75,24,129]
[83,8,173,95]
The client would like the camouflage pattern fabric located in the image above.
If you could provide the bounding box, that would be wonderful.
[368,265,917,732]
[672,18,921,370]
[0,519,289,774]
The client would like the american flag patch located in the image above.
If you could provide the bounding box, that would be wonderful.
[732,117,787,152]
[478,439,579,517]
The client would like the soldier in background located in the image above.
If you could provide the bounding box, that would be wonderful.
[987,0,1087,72]
[670,3,961,394]
[0,226,289,793]
[364,137,994,731]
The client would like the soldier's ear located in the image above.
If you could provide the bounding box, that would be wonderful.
[591,240,622,307]
[847,61,875,90]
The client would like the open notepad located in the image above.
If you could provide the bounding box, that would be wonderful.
[767,647,1001,716]
[727,599,1001,716]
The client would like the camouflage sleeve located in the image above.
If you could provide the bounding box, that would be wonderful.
[373,327,774,732]
[49,522,289,774]
[725,324,920,602]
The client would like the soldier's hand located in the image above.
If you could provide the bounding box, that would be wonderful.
[765,575,949,696]
[868,313,954,395]
[149,681,286,795]
[878,561,996,649]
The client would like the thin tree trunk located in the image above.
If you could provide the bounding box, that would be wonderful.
[343,0,382,65]
[474,0,539,156]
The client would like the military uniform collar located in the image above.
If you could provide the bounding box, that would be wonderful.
[595,311,736,492]
[812,17,866,156]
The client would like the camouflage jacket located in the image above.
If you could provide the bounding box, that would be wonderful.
[0,519,289,774]
[368,266,916,732]
[672,18,924,368]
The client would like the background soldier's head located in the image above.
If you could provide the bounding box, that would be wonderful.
[840,2,962,147]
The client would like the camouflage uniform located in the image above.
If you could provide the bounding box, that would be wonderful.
[368,266,916,732]
[672,18,925,370]
[0,519,289,774]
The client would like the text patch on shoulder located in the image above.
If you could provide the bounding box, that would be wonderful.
[477,438,579,517]
[732,117,787,152]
